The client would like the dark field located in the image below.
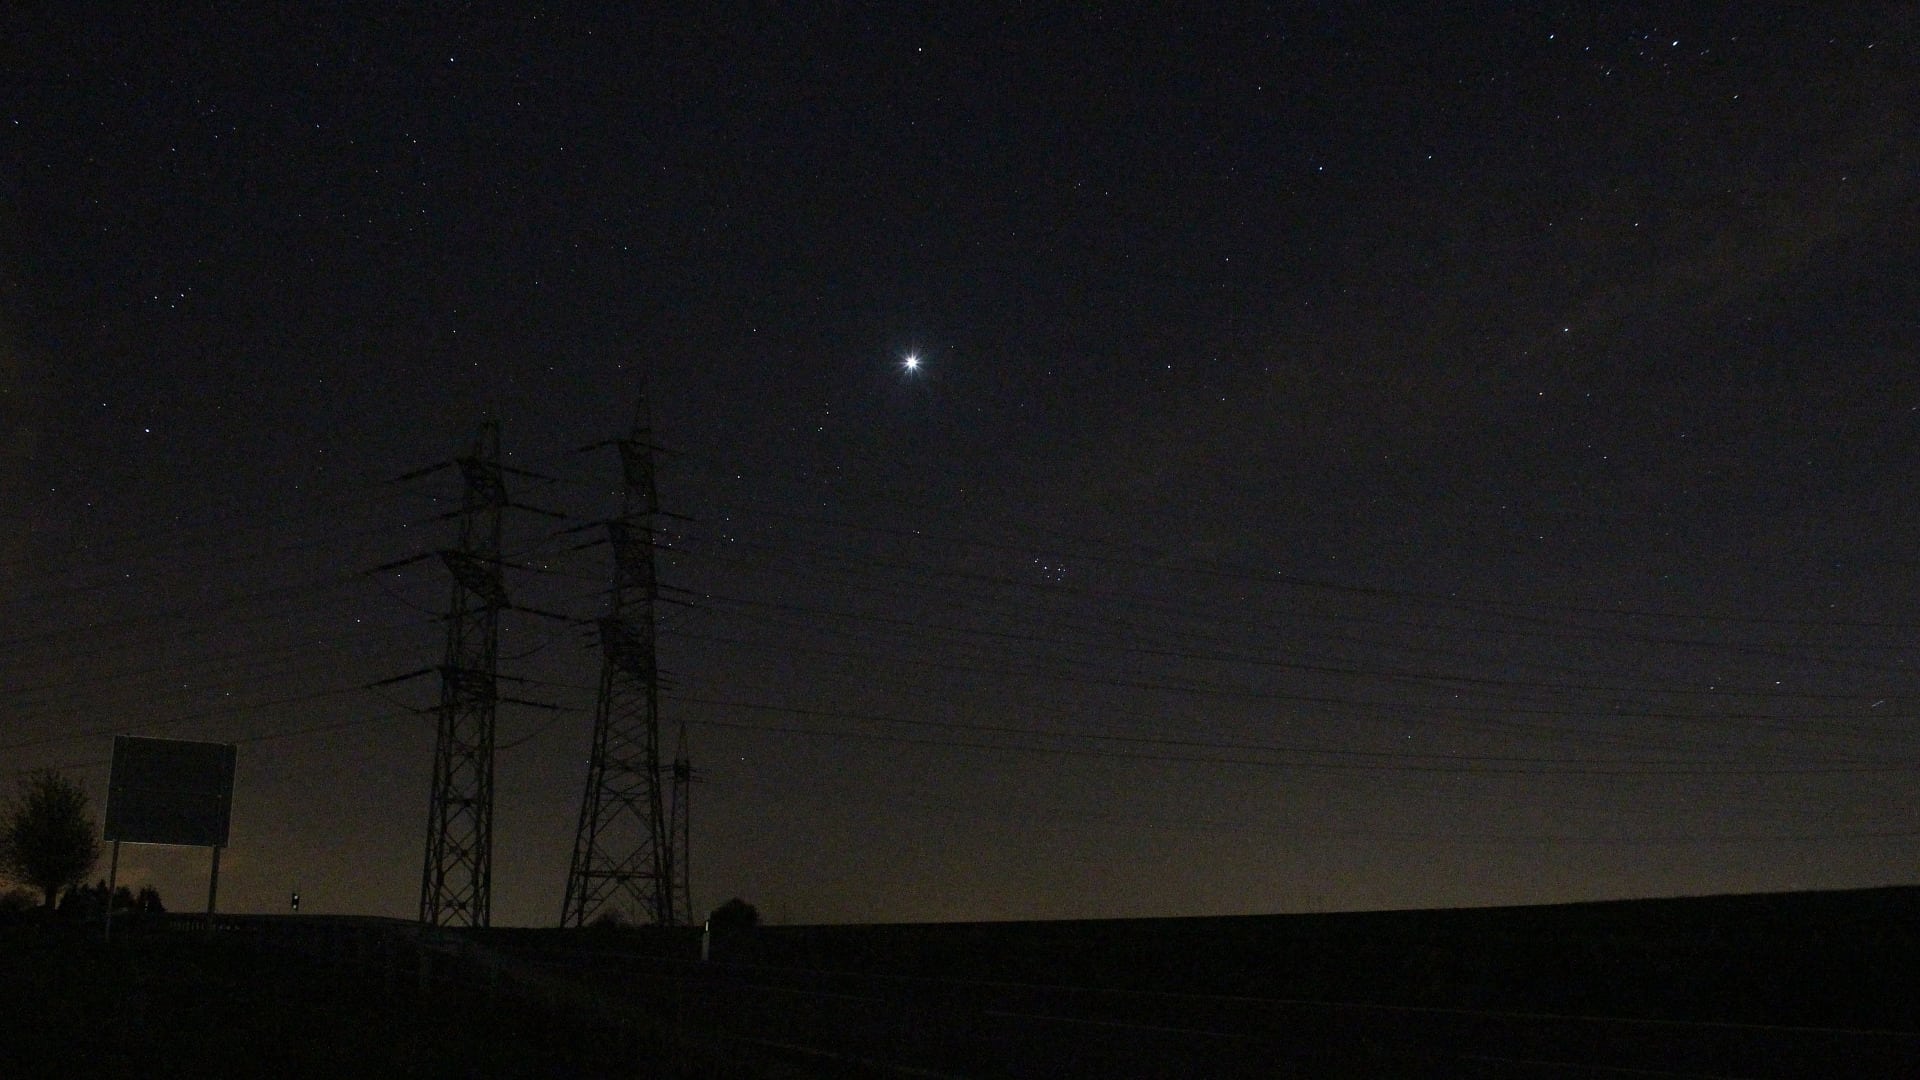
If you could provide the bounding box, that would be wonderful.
[0,918,655,1079]
[704,885,1920,1030]
[494,885,1920,1077]
[5,886,1918,1078]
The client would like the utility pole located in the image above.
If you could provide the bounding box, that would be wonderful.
[419,419,508,928]
[561,395,690,926]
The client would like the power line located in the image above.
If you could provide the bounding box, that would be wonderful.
[3,615,434,700]
[671,518,1920,670]
[677,697,1913,778]
[696,591,1909,706]
[684,461,1920,632]
[0,683,375,754]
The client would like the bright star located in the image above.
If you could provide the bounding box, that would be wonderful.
[902,353,921,373]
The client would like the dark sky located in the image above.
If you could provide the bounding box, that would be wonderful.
[5,4,1919,926]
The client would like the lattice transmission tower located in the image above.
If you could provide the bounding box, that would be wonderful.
[668,704,692,924]
[561,397,690,926]
[419,419,508,928]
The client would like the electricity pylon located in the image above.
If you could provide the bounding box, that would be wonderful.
[419,419,507,928]
[561,397,690,926]
[668,719,691,925]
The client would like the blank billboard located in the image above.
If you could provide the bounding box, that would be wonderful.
[104,736,237,847]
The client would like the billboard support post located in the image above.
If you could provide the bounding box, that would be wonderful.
[104,736,238,939]
[206,845,221,935]
[103,840,121,943]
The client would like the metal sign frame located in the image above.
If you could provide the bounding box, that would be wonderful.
[102,736,238,939]
[105,736,237,847]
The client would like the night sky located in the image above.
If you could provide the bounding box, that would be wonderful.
[5,5,1919,926]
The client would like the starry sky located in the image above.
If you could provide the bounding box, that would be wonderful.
[4,4,1919,926]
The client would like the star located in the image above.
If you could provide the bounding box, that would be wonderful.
[902,353,921,373]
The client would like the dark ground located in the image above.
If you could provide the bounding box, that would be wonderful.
[5,886,1917,1078]
[489,885,1920,1077]
[0,916,652,1079]
[705,885,1920,1030]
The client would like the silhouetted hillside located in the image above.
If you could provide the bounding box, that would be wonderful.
[706,886,1920,1030]
[0,918,646,1078]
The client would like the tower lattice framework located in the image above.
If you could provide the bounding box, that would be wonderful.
[562,401,690,926]
[419,419,507,928]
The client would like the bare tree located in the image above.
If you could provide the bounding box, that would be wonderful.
[1,770,102,909]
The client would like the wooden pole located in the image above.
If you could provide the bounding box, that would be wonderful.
[205,844,222,935]
[103,839,121,942]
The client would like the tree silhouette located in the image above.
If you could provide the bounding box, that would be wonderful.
[0,770,102,909]
[708,897,760,931]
